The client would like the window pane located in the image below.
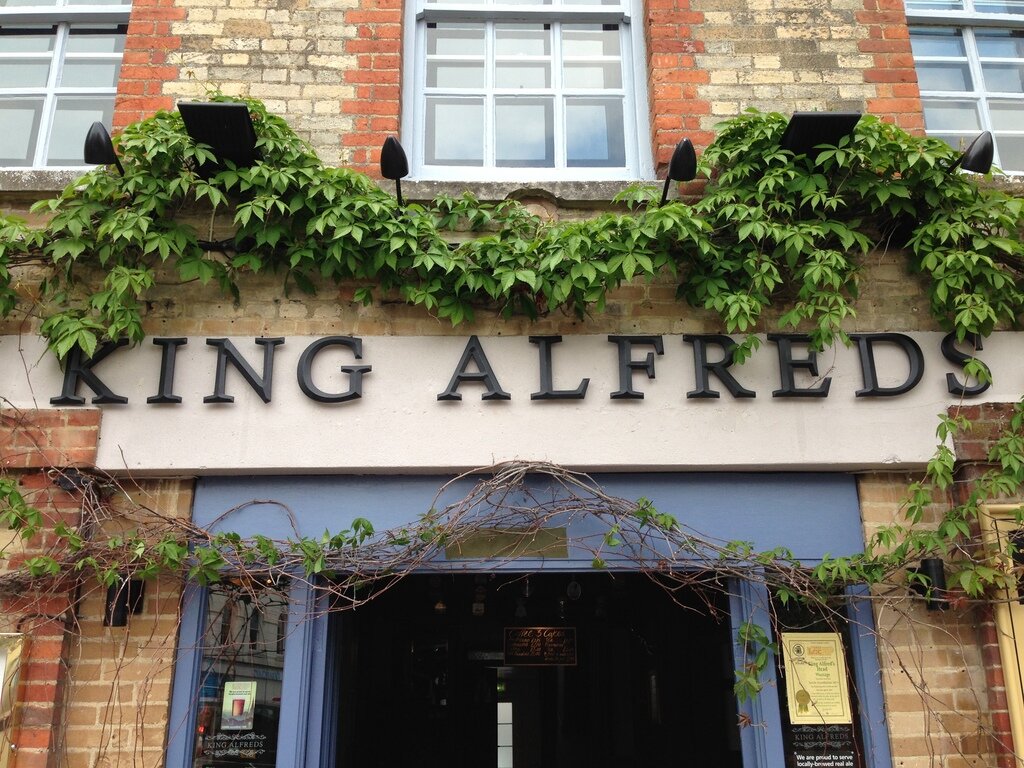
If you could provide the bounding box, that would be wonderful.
[191,588,288,768]
[909,28,966,58]
[66,25,127,53]
[426,97,484,165]
[904,0,963,8]
[427,62,485,88]
[0,0,60,6]
[974,0,1024,12]
[975,29,1024,58]
[990,100,1024,129]
[563,0,620,7]
[0,26,56,53]
[563,62,621,88]
[61,59,122,87]
[427,23,484,56]
[0,97,42,165]
[495,24,550,56]
[930,133,979,153]
[916,62,972,90]
[0,60,52,87]
[46,96,114,165]
[922,98,981,129]
[995,135,1024,171]
[981,63,1024,92]
[566,96,625,166]
[562,25,620,57]
[495,97,553,166]
[66,0,131,6]
[495,62,550,88]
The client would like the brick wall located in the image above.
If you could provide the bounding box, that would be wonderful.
[109,0,925,173]
[0,410,191,768]
[859,472,1001,768]
[949,403,1024,768]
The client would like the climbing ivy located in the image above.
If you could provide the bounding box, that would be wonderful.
[1,98,1024,703]
[0,98,1021,361]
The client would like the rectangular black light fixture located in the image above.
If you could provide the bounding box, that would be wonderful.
[779,111,862,156]
[178,101,260,176]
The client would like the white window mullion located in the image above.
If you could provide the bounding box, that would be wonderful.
[552,20,565,168]
[33,21,68,166]
[484,19,495,167]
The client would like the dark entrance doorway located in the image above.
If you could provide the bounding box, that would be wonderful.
[336,573,743,767]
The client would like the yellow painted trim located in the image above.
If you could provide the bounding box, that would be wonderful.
[979,504,1024,768]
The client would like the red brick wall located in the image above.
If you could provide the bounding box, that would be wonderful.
[858,0,925,132]
[644,0,713,174]
[950,402,1023,768]
[112,0,184,130]
[0,409,101,768]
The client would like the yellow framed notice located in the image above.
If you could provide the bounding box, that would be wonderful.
[780,632,853,725]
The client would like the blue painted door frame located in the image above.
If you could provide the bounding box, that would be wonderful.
[166,473,893,768]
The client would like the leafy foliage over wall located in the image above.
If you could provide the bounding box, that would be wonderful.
[0,97,1022,360]
[1,99,1024,704]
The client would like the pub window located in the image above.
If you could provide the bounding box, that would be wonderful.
[190,585,289,768]
[773,596,866,768]
[906,0,1024,173]
[401,0,653,180]
[0,0,128,168]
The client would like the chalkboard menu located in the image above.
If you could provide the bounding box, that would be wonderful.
[504,627,577,666]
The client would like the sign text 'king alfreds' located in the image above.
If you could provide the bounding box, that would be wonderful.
[50,332,990,406]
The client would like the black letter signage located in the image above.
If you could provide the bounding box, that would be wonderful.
[941,332,990,397]
[147,337,187,404]
[50,339,129,405]
[608,336,664,399]
[297,336,372,403]
[768,334,831,398]
[850,333,923,397]
[530,336,588,400]
[204,338,284,404]
[437,336,511,401]
[683,334,755,399]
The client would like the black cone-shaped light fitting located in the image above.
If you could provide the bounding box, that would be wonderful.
[380,136,409,207]
[84,121,124,176]
[949,131,994,174]
[660,138,697,206]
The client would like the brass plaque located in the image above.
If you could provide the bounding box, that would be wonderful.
[445,527,568,560]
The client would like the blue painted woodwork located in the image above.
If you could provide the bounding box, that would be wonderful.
[165,472,888,768]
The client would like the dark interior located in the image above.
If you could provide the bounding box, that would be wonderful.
[336,572,743,768]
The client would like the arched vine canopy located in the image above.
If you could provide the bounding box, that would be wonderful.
[1,97,1024,700]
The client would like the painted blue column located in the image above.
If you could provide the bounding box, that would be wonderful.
[731,578,787,768]
[845,584,894,768]
[276,578,318,766]
[165,582,209,768]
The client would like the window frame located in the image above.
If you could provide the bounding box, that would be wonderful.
[400,0,654,182]
[906,2,1024,173]
[979,504,1024,760]
[0,1,129,169]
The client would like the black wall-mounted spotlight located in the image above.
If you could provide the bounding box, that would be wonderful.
[84,122,124,176]
[104,578,146,627]
[178,101,260,178]
[380,136,410,207]
[947,131,993,175]
[659,138,697,206]
[909,557,949,611]
[779,112,862,157]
